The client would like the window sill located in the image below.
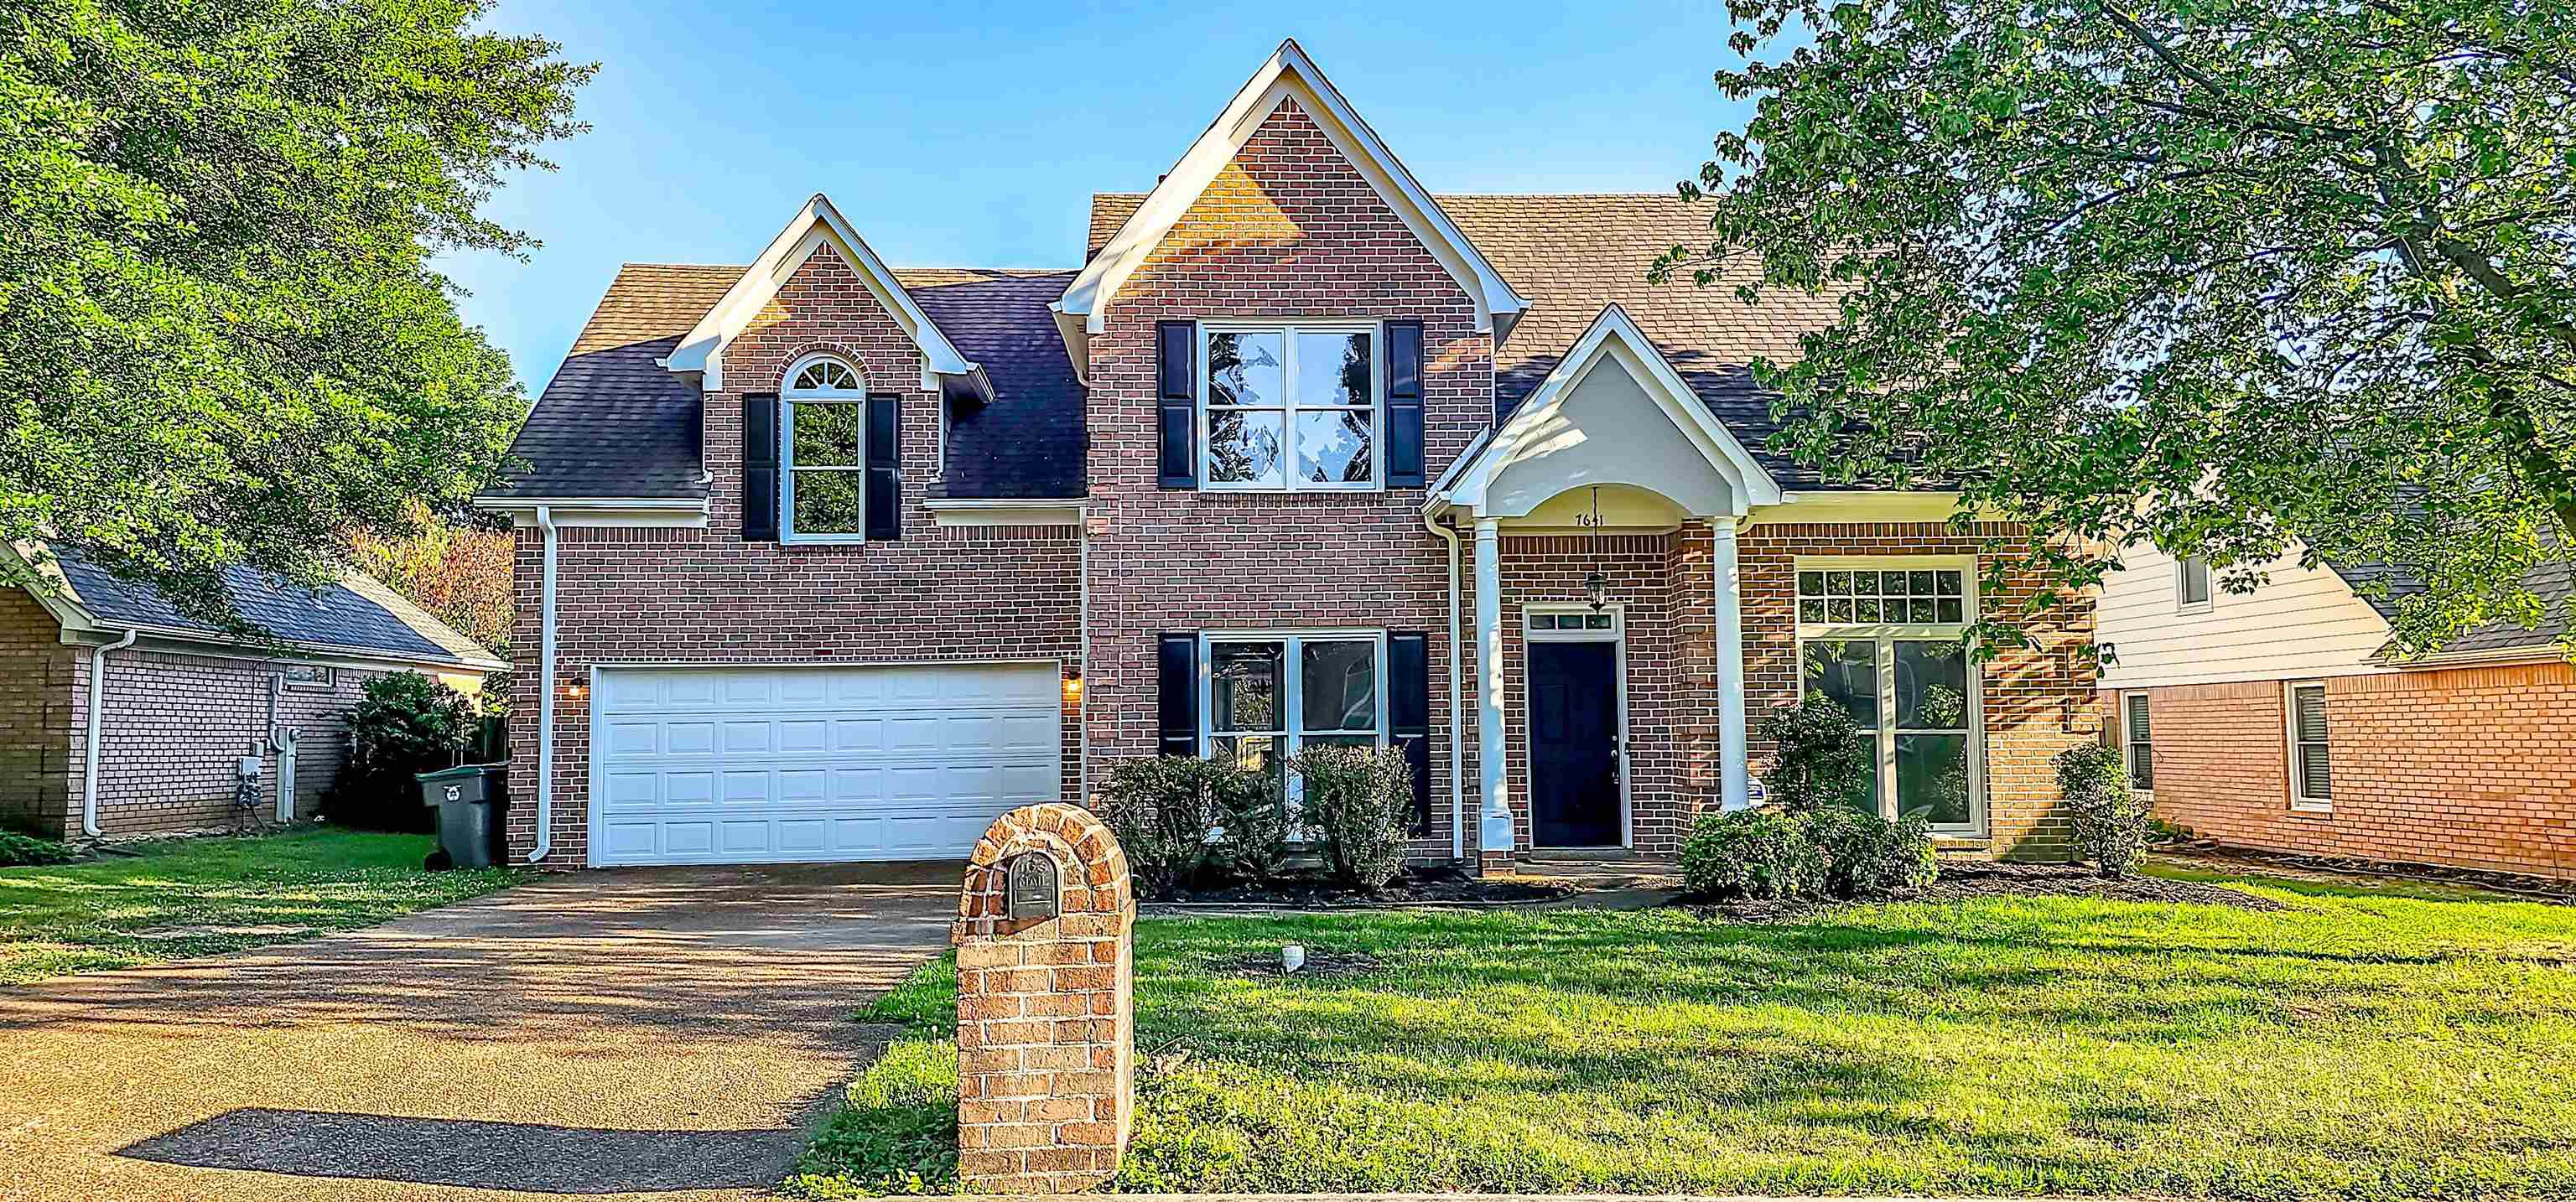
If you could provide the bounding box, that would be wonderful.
[2289,801,2334,817]
[1929,833,1992,852]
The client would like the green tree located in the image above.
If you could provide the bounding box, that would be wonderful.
[1665,0,2576,654]
[1,0,589,627]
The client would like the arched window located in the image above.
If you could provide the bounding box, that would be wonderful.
[782,354,867,540]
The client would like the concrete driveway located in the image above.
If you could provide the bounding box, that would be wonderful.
[0,862,958,1202]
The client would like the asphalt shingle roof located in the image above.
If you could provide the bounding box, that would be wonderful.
[48,544,478,666]
[2329,556,2575,657]
[902,270,1086,499]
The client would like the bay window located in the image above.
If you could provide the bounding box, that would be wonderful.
[1201,323,1379,490]
[1794,561,1982,831]
[1202,631,1386,800]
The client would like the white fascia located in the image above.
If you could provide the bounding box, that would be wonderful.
[1052,39,1529,378]
[471,495,710,529]
[1436,303,1784,517]
[663,194,989,400]
[922,498,1084,528]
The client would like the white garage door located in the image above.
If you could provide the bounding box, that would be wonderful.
[588,663,1061,867]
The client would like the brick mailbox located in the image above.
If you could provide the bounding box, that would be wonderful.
[953,802,1135,1193]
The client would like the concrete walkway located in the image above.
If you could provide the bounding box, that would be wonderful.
[0,862,958,1202]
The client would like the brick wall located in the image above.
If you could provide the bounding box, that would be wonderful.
[68,647,385,838]
[507,243,1083,866]
[1739,522,2100,859]
[1079,96,1488,859]
[0,588,75,835]
[2123,662,2576,880]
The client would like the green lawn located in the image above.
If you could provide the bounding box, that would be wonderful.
[790,865,2576,1200]
[0,827,522,984]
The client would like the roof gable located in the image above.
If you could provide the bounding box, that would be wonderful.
[1054,40,1527,373]
[666,194,988,398]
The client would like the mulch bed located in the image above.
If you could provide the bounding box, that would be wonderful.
[1152,867,1573,909]
[1691,859,2288,922]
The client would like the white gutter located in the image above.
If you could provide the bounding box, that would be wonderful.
[1422,510,1467,861]
[1076,508,1090,803]
[530,505,559,863]
[80,627,139,837]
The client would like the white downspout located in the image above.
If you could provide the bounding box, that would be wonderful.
[1076,507,1089,802]
[531,505,558,862]
[80,628,140,837]
[1422,511,1466,861]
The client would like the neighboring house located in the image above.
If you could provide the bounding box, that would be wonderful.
[474,41,2099,872]
[2098,541,2574,882]
[0,543,504,840]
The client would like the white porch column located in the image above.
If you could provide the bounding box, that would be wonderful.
[1712,518,1753,811]
[1472,518,1514,862]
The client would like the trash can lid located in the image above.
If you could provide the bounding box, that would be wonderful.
[416,764,485,783]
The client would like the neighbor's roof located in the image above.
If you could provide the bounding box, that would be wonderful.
[2334,556,2575,659]
[1091,191,1856,490]
[486,264,1084,501]
[34,543,503,671]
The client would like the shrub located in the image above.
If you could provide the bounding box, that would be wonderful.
[1290,743,1413,893]
[1758,697,1873,813]
[325,671,479,832]
[0,832,77,868]
[1802,806,1937,899]
[1679,809,1827,900]
[1206,764,1293,884]
[2056,742,2151,878]
[1098,756,1224,899]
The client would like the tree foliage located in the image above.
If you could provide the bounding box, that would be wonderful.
[1,0,589,626]
[1668,0,2576,654]
[348,501,514,656]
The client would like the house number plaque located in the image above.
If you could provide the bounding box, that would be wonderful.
[1006,852,1060,921]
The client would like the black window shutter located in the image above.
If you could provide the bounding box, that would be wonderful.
[1157,632,1199,756]
[1157,321,1197,489]
[741,392,780,541]
[865,394,901,541]
[1388,630,1431,833]
[1385,321,1426,487]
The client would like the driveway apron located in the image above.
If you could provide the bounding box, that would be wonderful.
[0,862,958,1201]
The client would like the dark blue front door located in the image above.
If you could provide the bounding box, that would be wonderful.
[1529,640,1621,847]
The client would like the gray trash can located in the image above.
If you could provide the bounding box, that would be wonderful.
[418,763,509,869]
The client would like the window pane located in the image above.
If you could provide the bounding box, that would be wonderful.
[1909,598,1938,623]
[1798,571,1825,597]
[1936,598,1964,624]
[1855,598,1882,623]
[2124,694,2153,743]
[2298,743,2331,800]
[2180,558,2214,605]
[1799,598,1826,623]
[1294,408,1374,483]
[1884,571,1913,596]
[1840,738,1881,816]
[790,402,865,466]
[2293,686,2329,743]
[1301,640,1378,733]
[1585,613,1612,629]
[1211,642,1283,733]
[1826,570,1853,595]
[1208,331,1283,407]
[1296,331,1370,407]
[791,469,865,533]
[1800,640,1879,727]
[1935,571,1963,596]
[1852,570,1881,594]
[1827,598,1853,623]
[1897,733,1973,825]
[2128,743,2154,790]
[1893,640,1970,730]
[1212,734,1285,796]
[1302,733,1375,751]
[1207,409,1285,485]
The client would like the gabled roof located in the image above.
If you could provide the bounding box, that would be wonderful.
[1056,40,1529,373]
[664,194,988,398]
[14,542,504,671]
[1436,303,1784,518]
[2334,556,2576,661]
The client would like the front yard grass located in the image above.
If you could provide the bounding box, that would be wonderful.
[0,827,522,984]
[790,864,2576,1199]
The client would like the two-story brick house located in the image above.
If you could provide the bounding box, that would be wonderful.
[475,42,2098,871]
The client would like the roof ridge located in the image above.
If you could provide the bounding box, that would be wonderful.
[617,262,748,270]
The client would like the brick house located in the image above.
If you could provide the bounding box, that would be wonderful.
[0,543,503,840]
[2100,542,2575,882]
[475,41,2100,871]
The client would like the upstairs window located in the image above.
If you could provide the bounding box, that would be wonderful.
[782,355,868,541]
[2176,557,2214,614]
[1202,323,1378,490]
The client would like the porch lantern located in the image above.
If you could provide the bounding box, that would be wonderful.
[1576,485,1610,612]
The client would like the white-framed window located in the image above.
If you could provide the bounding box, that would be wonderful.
[2176,556,2214,614]
[1794,558,1983,832]
[2122,692,2154,794]
[1527,608,1618,636]
[281,664,335,691]
[1200,321,1380,491]
[2286,681,2331,810]
[781,353,869,543]
[1201,630,1388,803]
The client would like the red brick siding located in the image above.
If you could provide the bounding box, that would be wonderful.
[1079,97,1488,858]
[0,588,75,835]
[68,648,387,838]
[1739,522,2100,858]
[2122,663,2576,880]
[506,244,1083,867]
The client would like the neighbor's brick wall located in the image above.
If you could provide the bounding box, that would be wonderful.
[67,649,384,838]
[1080,97,1489,860]
[2123,662,2576,880]
[1739,522,2100,859]
[507,243,1083,867]
[0,588,75,835]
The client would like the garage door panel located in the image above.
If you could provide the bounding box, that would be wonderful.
[589,664,1060,866]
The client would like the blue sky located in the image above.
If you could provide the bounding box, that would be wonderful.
[445,1,1766,396]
